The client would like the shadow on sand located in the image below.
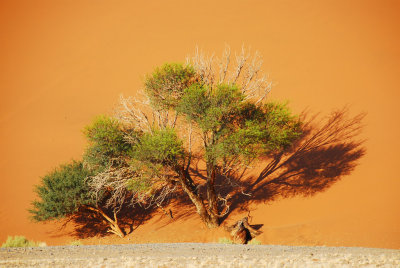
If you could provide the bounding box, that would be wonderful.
[218,107,366,221]
[154,107,366,228]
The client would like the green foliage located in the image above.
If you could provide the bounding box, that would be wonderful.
[131,128,184,166]
[177,82,301,166]
[176,83,210,125]
[126,129,185,196]
[261,102,302,150]
[68,240,83,246]
[218,102,302,161]
[127,177,152,193]
[248,239,262,245]
[1,236,46,248]
[144,63,197,109]
[142,62,301,171]
[177,83,243,132]
[29,161,95,222]
[83,115,132,170]
[218,237,234,244]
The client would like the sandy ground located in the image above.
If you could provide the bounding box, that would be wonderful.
[1,0,400,249]
[1,243,399,267]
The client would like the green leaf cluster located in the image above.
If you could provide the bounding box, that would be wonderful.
[177,83,243,132]
[29,161,95,221]
[144,63,197,109]
[83,115,132,170]
[126,177,153,193]
[122,128,184,195]
[228,102,301,152]
[260,102,302,150]
[174,80,301,166]
[212,102,301,165]
[131,128,184,167]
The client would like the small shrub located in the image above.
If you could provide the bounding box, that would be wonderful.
[218,237,234,244]
[69,240,83,246]
[248,239,262,245]
[1,236,46,248]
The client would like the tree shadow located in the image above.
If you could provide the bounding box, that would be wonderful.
[218,107,366,221]
[149,189,201,228]
[66,200,159,239]
[61,107,366,235]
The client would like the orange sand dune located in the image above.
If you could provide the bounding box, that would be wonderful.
[1,0,399,248]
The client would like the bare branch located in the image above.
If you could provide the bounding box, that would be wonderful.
[218,45,230,83]
[217,193,230,218]
[187,46,272,104]
[115,94,153,133]
[86,164,136,211]
[229,46,249,83]
[186,122,193,171]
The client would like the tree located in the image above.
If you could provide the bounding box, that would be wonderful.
[30,47,365,236]
[111,47,302,228]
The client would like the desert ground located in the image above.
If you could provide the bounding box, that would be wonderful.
[1,244,400,267]
[0,0,399,250]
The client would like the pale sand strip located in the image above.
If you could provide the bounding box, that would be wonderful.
[1,243,399,267]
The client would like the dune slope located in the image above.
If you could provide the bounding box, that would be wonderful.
[0,0,399,248]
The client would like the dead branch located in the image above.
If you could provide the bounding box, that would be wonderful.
[226,217,262,244]
[116,93,184,133]
[217,194,231,218]
[187,46,272,104]
[86,164,137,211]
[115,94,153,133]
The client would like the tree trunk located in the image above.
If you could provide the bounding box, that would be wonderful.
[85,206,125,238]
[206,167,219,217]
[177,166,219,228]
[206,166,220,227]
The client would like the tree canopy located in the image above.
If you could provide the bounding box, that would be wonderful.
[109,47,302,227]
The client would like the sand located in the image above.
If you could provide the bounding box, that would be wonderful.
[1,243,400,267]
[0,0,400,248]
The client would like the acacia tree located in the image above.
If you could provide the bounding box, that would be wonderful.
[110,47,302,228]
[31,48,364,235]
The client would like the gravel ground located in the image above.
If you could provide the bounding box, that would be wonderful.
[1,243,399,267]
